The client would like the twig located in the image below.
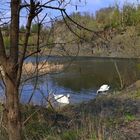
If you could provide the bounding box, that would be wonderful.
[22,108,40,126]
[114,61,124,89]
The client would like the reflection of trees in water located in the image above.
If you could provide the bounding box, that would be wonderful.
[0,81,5,102]
[114,60,140,88]
[50,59,140,91]
[19,58,140,97]
[20,75,49,103]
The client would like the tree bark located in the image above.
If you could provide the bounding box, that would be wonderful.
[10,0,20,62]
[4,0,22,139]
[5,62,21,140]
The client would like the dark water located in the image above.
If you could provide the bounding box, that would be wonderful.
[1,57,140,105]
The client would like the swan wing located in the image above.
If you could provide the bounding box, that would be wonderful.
[97,85,110,93]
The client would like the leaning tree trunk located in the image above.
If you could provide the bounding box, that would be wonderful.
[5,64,22,140]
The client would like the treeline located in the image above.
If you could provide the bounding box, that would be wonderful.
[2,2,140,56]
[95,3,140,28]
[47,2,140,49]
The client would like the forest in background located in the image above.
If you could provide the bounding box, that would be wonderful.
[2,2,140,57]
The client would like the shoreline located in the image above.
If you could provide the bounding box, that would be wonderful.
[22,61,64,75]
[27,54,140,60]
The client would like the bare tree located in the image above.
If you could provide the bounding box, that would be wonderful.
[0,0,79,139]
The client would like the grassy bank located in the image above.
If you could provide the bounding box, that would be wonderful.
[58,89,140,140]
[0,87,140,140]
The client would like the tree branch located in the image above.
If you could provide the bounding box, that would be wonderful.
[17,0,42,85]
[0,28,6,62]
[24,49,41,60]
[20,3,65,11]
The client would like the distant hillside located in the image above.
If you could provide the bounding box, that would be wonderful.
[2,3,140,58]
[44,4,140,58]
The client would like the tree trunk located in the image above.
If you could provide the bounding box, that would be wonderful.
[5,65,21,140]
[5,0,22,139]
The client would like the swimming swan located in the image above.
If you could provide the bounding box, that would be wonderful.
[53,93,70,104]
[97,84,110,94]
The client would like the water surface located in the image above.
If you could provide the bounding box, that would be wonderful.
[1,57,140,105]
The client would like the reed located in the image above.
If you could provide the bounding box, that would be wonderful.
[22,62,64,75]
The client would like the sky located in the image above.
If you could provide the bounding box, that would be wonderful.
[66,0,139,15]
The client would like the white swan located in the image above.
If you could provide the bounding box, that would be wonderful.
[53,93,70,104]
[97,84,110,94]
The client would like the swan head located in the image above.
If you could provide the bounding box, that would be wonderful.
[67,94,70,98]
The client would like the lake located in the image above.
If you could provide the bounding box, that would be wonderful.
[1,56,140,105]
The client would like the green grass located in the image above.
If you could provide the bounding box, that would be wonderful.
[60,130,78,140]
[124,113,136,123]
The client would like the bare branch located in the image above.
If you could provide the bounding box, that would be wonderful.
[17,0,43,85]
[62,10,108,42]
[61,10,86,41]
[22,108,40,126]
[24,50,41,60]
[20,2,65,11]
